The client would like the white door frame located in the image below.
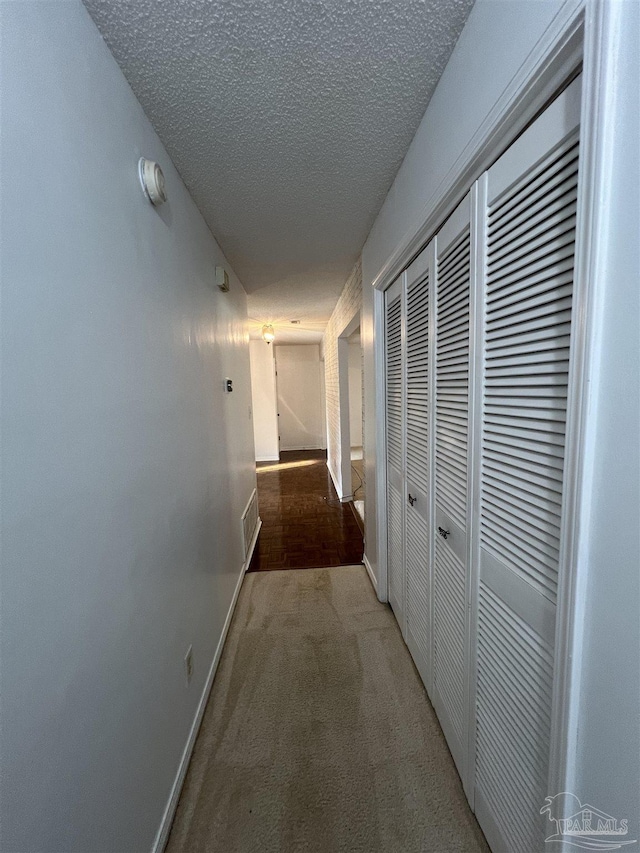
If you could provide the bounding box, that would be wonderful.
[336,309,362,501]
[373,0,584,613]
[337,336,352,499]
[274,344,324,452]
[373,285,388,602]
[371,0,620,820]
[319,355,327,451]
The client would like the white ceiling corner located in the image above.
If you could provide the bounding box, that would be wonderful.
[83,0,475,342]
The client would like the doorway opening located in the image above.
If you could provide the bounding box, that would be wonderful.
[337,320,365,526]
[274,344,325,453]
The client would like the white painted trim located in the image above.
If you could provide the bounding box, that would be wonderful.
[243,518,262,573]
[337,337,352,498]
[406,628,432,703]
[371,3,584,606]
[279,444,324,452]
[465,172,488,810]
[373,286,389,603]
[383,275,408,633]
[368,0,589,832]
[326,459,348,501]
[241,487,259,556]
[398,273,408,639]
[256,455,279,462]
[437,191,471,253]
[429,194,473,793]
[474,788,509,853]
[319,356,328,451]
[426,237,437,701]
[335,305,362,506]
[548,0,617,813]
[370,0,583,296]
[151,557,250,853]
[363,552,377,594]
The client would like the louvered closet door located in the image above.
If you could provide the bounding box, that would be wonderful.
[473,76,582,853]
[432,193,472,777]
[404,242,434,688]
[385,275,405,625]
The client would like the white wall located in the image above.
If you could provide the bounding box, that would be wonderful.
[249,341,279,461]
[570,0,640,835]
[361,0,566,583]
[359,0,639,835]
[322,262,362,498]
[348,342,363,447]
[275,345,324,451]
[0,3,256,851]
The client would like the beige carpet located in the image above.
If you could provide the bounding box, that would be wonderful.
[167,566,488,853]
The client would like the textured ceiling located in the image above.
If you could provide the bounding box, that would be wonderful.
[84,0,474,341]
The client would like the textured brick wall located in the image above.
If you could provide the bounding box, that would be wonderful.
[322,259,363,497]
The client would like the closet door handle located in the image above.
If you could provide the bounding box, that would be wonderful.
[408,493,417,507]
[437,526,450,540]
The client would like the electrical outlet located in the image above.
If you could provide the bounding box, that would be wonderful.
[184,645,193,686]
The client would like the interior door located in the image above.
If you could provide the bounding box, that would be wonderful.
[431,192,472,778]
[403,241,435,690]
[472,75,582,853]
[275,345,324,451]
[385,275,406,626]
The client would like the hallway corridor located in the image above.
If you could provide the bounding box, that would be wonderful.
[3,3,638,850]
[249,451,363,571]
[166,566,488,853]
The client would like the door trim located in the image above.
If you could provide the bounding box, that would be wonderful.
[373,0,601,827]
[465,173,487,806]
[370,0,584,295]
[548,0,625,805]
[330,306,361,500]
[385,275,408,634]
[374,4,585,613]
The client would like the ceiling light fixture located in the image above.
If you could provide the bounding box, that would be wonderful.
[262,324,275,344]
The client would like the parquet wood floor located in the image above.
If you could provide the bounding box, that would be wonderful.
[248,450,364,572]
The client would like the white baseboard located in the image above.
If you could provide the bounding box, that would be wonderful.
[279,444,324,452]
[244,518,262,571]
[363,553,378,594]
[152,524,260,853]
[256,454,279,462]
[327,461,341,496]
[327,461,350,501]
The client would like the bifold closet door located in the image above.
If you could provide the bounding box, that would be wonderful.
[385,276,405,625]
[472,76,582,852]
[404,243,434,687]
[431,192,472,777]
